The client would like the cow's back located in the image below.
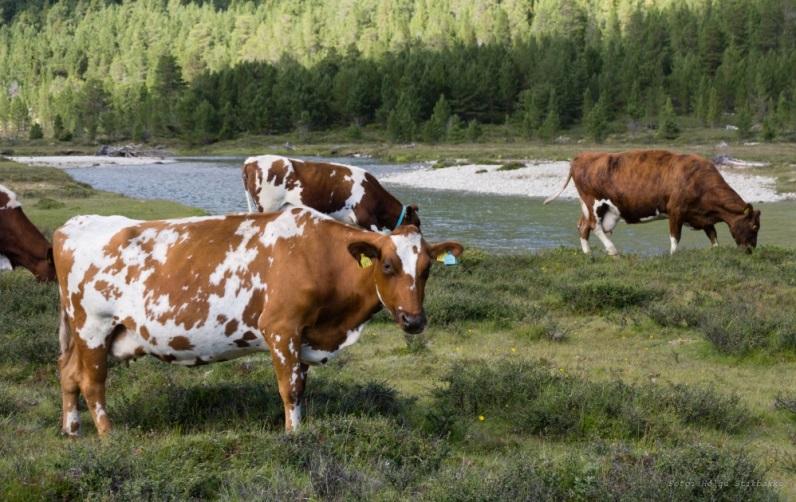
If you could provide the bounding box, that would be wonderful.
[571,150,723,219]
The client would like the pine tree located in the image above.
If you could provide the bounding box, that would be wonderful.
[10,97,29,138]
[28,122,43,140]
[658,97,680,140]
[387,92,416,142]
[53,114,65,141]
[706,86,720,127]
[736,104,753,140]
[519,88,544,138]
[581,88,593,120]
[540,91,560,140]
[465,119,482,141]
[423,94,451,142]
[585,96,608,143]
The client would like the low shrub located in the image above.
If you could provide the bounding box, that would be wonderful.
[432,361,752,439]
[33,198,66,210]
[555,279,661,313]
[496,161,526,171]
[423,444,776,502]
[0,273,60,364]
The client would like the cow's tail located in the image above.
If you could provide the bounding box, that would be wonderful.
[543,172,572,205]
[242,164,255,213]
[58,304,71,356]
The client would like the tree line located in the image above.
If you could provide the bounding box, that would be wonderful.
[0,0,794,143]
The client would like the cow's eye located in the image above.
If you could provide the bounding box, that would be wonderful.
[382,261,394,275]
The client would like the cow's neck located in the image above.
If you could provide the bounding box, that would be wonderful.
[0,210,50,276]
[377,195,405,231]
[710,186,748,224]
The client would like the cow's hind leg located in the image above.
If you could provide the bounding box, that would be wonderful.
[60,319,113,437]
[578,215,592,254]
[79,343,111,436]
[704,225,718,248]
[577,197,593,254]
[668,215,684,255]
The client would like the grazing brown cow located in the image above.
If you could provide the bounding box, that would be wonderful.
[0,184,55,281]
[53,208,461,435]
[544,150,761,255]
[242,155,420,232]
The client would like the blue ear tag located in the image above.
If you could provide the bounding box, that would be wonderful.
[443,252,458,266]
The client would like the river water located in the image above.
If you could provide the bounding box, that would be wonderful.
[65,156,796,255]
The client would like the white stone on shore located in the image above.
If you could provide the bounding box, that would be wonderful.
[9,156,176,169]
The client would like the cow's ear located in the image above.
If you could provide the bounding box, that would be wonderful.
[405,204,420,226]
[429,241,464,260]
[348,241,381,262]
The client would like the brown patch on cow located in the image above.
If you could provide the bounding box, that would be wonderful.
[225,319,239,336]
[216,314,227,324]
[242,331,257,341]
[242,289,265,327]
[169,336,194,351]
[140,325,150,340]
[70,421,79,433]
[134,347,146,357]
[234,339,250,348]
[155,353,177,363]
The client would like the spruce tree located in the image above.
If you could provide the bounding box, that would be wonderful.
[585,97,608,143]
[658,97,680,140]
[706,86,720,127]
[424,94,451,143]
[736,104,752,140]
[28,122,43,140]
[540,91,560,140]
[387,92,416,142]
[466,119,482,141]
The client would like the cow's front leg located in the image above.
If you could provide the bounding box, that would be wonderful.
[265,329,308,432]
[704,225,718,248]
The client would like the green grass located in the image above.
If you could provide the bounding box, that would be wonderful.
[1,158,796,499]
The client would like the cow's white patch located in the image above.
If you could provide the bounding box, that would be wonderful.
[0,254,11,271]
[290,403,302,429]
[246,155,304,212]
[639,209,667,223]
[670,236,679,254]
[94,402,107,420]
[0,184,21,209]
[580,238,591,254]
[64,407,80,435]
[593,224,619,256]
[390,232,422,288]
[110,329,144,360]
[259,210,308,248]
[300,323,367,365]
[328,166,369,225]
[593,199,621,233]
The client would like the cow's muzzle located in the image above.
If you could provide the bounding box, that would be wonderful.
[398,310,427,335]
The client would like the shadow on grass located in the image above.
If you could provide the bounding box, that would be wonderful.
[112,377,411,433]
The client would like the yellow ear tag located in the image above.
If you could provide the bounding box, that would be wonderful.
[359,255,373,268]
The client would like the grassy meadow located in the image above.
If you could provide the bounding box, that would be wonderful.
[1,157,795,500]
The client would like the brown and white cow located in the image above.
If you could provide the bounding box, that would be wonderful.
[242,155,420,232]
[544,150,761,255]
[0,184,55,281]
[53,208,461,435]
